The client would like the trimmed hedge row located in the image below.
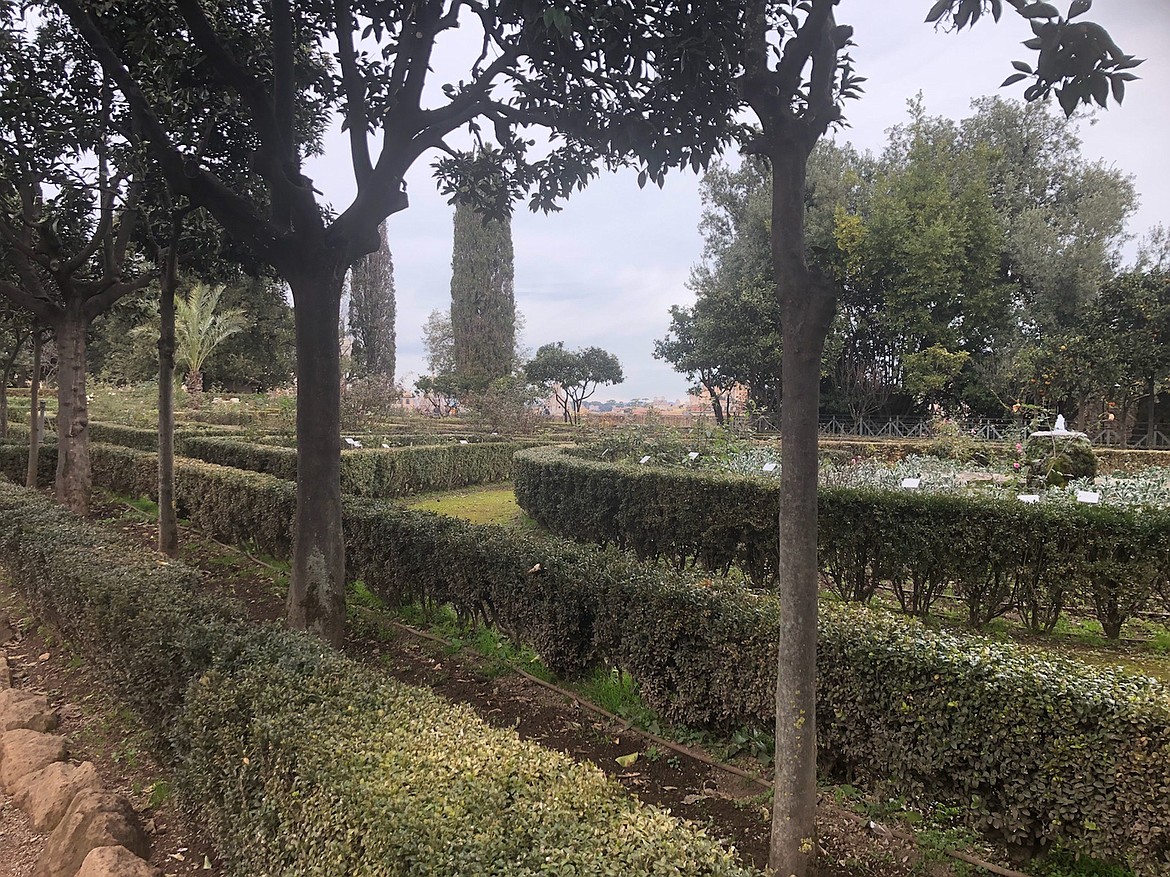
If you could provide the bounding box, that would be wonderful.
[512,446,1170,636]
[180,434,539,497]
[88,421,246,452]
[11,442,1169,869]
[0,474,755,877]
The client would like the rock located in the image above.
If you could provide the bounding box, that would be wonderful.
[0,688,59,732]
[0,728,68,791]
[0,616,15,644]
[12,760,101,832]
[76,845,162,877]
[0,653,10,690]
[34,789,150,877]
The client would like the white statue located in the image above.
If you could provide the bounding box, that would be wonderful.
[1054,414,1067,433]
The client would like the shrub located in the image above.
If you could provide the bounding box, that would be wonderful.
[0,476,755,877]
[180,435,537,497]
[7,442,1170,869]
[513,445,1170,636]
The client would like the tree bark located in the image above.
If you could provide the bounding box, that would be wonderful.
[286,265,347,647]
[0,371,8,440]
[769,144,837,877]
[157,240,179,557]
[1146,374,1156,447]
[26,331,41,489]
[54,307,91,515]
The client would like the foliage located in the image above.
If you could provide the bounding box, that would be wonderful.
[178,434,535,498]
[171,283,249,393]
[5,441,1168,871]
[668,96,1137,422]
[0,476,754,877]
[203,276,295,392]
[347,221,395,381]
[512,444,1170,636]
[450,194,516,392]
[1024,433,1098,485]
[525,342,623,424]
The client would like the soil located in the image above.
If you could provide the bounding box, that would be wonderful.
[0,497,1009,877]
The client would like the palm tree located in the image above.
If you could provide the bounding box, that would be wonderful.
[176,283,249,393]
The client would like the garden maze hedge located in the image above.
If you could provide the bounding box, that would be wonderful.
[512,445,1170,637]
[0,464,755,877]
[1,440,1168,871]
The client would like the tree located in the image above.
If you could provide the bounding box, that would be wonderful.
[450,196,516,392]
[654,305,738,423]
[0,14,152,514]
[421,308,456,378]
[958,96,1136,337]
[525,342,623,424]
[173,282,249,393]
[59,0,743,646]
[833,99,1012,414]
[1095,270,1170,445]
[204,275,295,391]
[731,2,1140,873]
[348,221,395,381]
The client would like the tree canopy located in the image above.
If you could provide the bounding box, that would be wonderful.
[526,342,623,423]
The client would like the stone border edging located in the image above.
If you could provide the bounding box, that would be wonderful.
[0,639,159,877]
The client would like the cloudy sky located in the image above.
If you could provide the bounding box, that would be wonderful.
[306,1,1170,402]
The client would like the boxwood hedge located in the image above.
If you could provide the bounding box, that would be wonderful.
[5,442,1166,869]
[180,435,539,497]
[512,446,1170,636]
[0,475,755,877]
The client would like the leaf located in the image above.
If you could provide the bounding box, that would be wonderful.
[615,752,639,767]
[1001,72,1029,87]
[925,0,951,23]
[1057,85,1079,116]
[1020,2,1059,17]
[636,169,647,189]
[1023,37,1044,49]
[1012,60,1034,73]
[1090,73,1109,108]
[1068,0,1092,18]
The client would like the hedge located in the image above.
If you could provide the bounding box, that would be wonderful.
[512,446,1170,636]
[0,475,755,877]
[180,434,538,497]
[6,442,1168,869]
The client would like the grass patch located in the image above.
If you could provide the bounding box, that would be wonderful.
[403,484,540,530]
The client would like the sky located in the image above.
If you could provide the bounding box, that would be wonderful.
[306,1,1170,403]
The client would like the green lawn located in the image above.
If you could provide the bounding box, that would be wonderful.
[403,483,539,530]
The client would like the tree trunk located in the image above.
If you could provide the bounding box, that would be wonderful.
[286,266,346,647]
[26,331,41,489]
[706,382,725,425]
[157,241,179,557]
[184,369,203,395]
[0,370,8,440]
[1146,375,1156,448]
[770,145,837,877]
[54,308,91,515]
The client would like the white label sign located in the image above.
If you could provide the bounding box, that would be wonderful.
[1017,494,1040,504]
[687,452,700,460]
[762,462,778,473]
[639,455,651,465]
[1076,490,1101,504]
[900,477,921,489]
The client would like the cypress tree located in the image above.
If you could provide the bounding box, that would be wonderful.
[450,200,515,390]
[348,222,397,381]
